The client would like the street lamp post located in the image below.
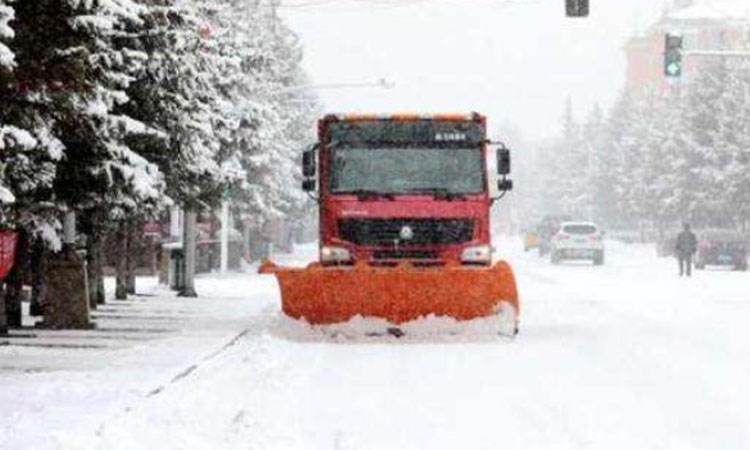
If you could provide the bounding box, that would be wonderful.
[277,78,395,94]
[220,198,229,274]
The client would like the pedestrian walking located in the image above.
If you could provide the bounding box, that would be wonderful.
[675,223,698,277]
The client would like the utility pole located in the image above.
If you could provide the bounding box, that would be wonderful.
[170,206,181,239]
[276,78,395,94]
[63,211,76,252]
[220,199,229,274]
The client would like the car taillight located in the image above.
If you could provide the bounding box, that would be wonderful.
[589,235,601,242]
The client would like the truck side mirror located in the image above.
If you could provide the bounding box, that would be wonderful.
[302,179,316,192]
[496,148,511,175]
[497,179,513,192]
[302,148,316,177]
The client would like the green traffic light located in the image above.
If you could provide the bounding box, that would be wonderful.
[664,33,683,78]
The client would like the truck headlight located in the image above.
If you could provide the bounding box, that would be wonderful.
[320,246,351,263]
[461,245,492,264]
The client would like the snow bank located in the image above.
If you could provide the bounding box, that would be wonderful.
[271,311,517,343]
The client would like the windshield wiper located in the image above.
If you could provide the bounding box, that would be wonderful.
[404,188,467,201]
[336,190,396,201]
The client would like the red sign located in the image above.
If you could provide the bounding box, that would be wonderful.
[143,220,162,235]
[0,230,18,280]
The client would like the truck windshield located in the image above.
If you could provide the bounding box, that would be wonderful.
[330,147,484,195]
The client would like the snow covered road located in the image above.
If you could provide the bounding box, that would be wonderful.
[3,240,750,449]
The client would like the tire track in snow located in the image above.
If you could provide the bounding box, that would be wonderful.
[90,309,306,449]
[145,327,254,398]
[93,324,259,439]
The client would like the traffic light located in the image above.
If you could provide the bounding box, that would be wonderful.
[566,0,589,17]
[664,33,683,78]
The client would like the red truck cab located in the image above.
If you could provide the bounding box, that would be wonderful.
[302,112,512,266]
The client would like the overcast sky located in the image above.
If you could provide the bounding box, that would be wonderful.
[280,0,667,142]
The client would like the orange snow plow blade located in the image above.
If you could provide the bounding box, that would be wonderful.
[259,261,519,325]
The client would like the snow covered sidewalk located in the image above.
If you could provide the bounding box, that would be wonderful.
[0,272,280,449]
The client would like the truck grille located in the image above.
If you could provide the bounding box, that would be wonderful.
[338,219,474,246]
[373,250,438,260]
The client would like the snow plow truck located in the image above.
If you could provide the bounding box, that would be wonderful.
[260,113,519,336]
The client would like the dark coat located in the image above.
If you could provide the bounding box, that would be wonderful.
[675,230,697,257]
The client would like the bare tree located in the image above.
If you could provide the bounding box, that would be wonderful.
[115,221,128,300]
[85,209,106,307]
[30,237,48,316]
[126,219,138,295]
[180,209,197,297]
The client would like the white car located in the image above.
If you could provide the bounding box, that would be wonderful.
[550,222,605,265]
